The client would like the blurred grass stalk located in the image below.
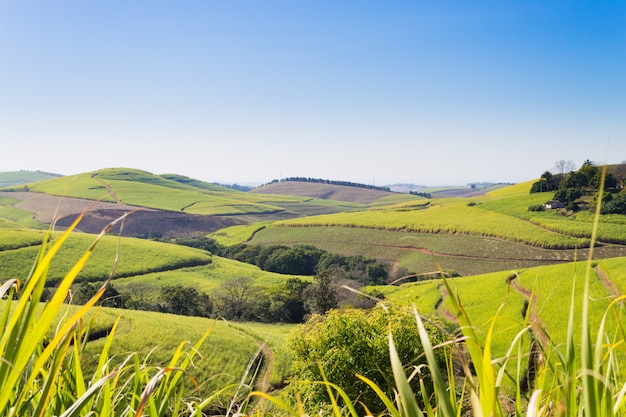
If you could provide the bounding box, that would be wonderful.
[0,211,221,417]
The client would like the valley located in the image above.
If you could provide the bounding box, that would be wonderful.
[1,165,626,415]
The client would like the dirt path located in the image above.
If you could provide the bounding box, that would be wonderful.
[594,265,622,301]
[92,176,121,203]
[507,276,548,345]
[436,284,459,324]
[258,342,275,394]
[250,341,276,412]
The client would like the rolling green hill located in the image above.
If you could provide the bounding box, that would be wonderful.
[225,181,626,277]
[380,256,626,376]
[6,168,365,220]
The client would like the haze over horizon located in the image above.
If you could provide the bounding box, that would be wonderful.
[1,1,624,187]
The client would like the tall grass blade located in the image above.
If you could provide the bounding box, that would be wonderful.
[356,373,403,417]
[388,330,425,417]
[413,307,456,417]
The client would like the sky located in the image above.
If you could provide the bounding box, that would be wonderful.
[1,1,625,186]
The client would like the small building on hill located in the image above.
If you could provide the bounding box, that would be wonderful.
[545,200,565,209]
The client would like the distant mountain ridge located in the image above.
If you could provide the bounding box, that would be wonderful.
[0,170,62,188]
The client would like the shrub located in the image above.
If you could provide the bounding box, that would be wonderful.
[285,306,447,415]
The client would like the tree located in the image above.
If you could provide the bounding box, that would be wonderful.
[213,277,259,320]
[158,285,212,317]
[554,159,576,175]
[302,267,341,315]
[366,262,389,285]
[72,282,123,308]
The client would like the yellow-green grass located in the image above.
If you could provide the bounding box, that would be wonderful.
[25,169,286,215]
[28,172,116,202]
[231,322,297,389]
[486,179,535,198]
[274,201,588,249]
[514,261,624,381]
[368,193,425,208]
[530,216,626,244]
[210,223,272,246]
[184,199,282,215]
[0,228,46,250]
[112,256,309,298]
[594,257,626,294]
[478,191,556,220]
[382,280,443,316]
[384,258,626,381]
[0,196,47,229]
[0,232,211,284]
[440,270,528,357]
[73,307,271,398]
[25,168,365,217]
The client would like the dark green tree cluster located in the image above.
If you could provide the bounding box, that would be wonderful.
[72,282,124,308]
[409,190,432,198]
[217,243,389,285]
[263,177,391,192]
[531,160,622,211]
[157,284,212,317]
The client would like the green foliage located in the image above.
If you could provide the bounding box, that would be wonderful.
[0,228,46,250]
[157,284,212,317]
[601,193,626,215]
[72,281,124,308]
[286,306,447,415]
[217,241,389,284]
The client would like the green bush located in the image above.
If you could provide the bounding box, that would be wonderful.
[285,306,447,415]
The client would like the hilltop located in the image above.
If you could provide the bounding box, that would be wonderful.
[251,178,410,205]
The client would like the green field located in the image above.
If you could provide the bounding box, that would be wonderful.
[0,231,212,285]
[382,256,626,387]
[51,305,295,398]
[274,199,591,248]
[112,255,309,301]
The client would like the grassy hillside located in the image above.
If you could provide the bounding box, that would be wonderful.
[228,182,626,278]
[0,228,212,284]
[111,255,309,301]
[80,308,295,394]
[14,168,365,219]
[383,256,626,378]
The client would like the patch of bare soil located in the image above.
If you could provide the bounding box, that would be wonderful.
[56,209,242,238]
[251,182,397,204]
[2,191,242,239]
[2,191,142,223]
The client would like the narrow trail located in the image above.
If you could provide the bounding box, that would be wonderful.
[507,275,548,345]
[92,175,122,204]
[258,342,275,394]
[594,265,622,302]
[435,284,459,324]
[248,340,276,413]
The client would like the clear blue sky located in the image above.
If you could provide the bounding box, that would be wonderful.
[1,1,624,186]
